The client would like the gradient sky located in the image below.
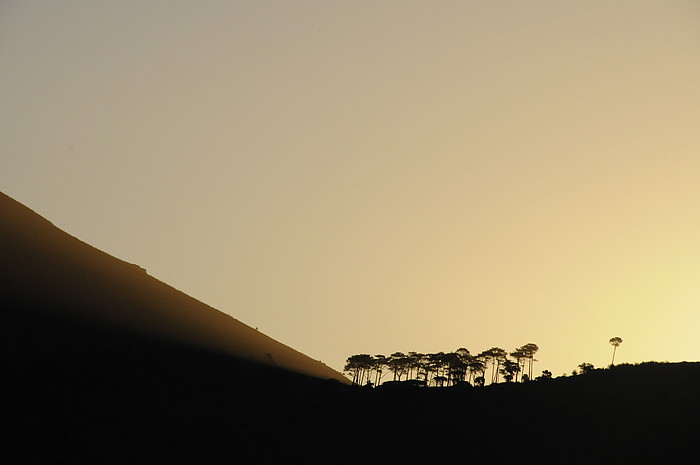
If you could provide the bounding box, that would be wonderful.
[3,1,700,378]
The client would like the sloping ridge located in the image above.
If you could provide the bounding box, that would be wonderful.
[0,191,348,383]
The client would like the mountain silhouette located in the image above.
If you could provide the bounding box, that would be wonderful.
[0,191,347,382]
[4,191,699,464]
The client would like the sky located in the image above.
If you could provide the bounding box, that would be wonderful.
[2,1,700,379]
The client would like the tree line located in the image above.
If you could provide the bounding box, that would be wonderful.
[344,343,544,387]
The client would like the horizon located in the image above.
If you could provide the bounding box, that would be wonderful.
[3,1,700,378]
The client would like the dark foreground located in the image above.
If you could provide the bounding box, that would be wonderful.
[4,309,700,464]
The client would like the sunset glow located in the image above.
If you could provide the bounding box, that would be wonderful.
[2,1,700,378]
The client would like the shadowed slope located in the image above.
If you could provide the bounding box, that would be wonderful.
[8,191,699,464]
[0,191,347,382]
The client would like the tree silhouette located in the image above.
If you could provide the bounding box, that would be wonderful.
[609,337,623,366]
[373,355,387,386]
[387,352,410,381]
[433,375,447,387]
[510,347,526,382]
[578,362,595,375]
[485,347,507,384]
[477,350,494,384]
[406,352,422,380]
[443,351,467,385]
[520,343,539,379]
[453,348,471,384]
[428,352,448,385]
[417,353,433,383]
[499,359,520,382]
[467,358,485,385]
[345,342,541,387]
[344,354,375,385]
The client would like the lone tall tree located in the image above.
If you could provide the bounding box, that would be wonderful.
[609,337,623,365]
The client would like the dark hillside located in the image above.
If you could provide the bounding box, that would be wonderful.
[2,191,699,463]
[5,319,700,465]
[2,305,351,463]
[347,363,700,463]
[4,297,700,463]
[0,191,347,382]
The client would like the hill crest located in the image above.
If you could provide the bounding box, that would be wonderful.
[0,191,347,383]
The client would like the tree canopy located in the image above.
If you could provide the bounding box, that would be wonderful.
[344,343,542,387]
